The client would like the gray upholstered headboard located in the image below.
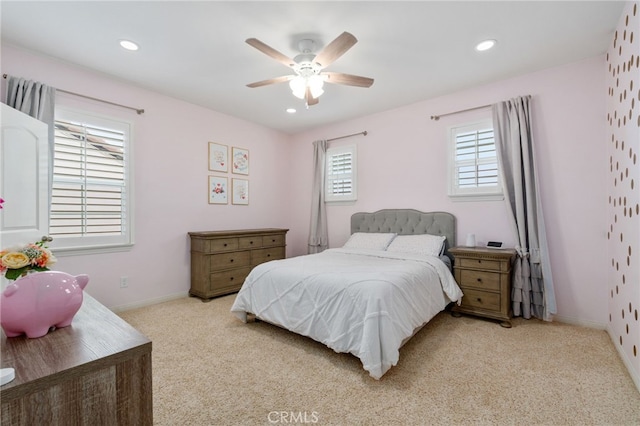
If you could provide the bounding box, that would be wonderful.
[350,209,456,259]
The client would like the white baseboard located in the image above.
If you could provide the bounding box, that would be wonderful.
[109,291,190,313]
[552,314,607,330]
[606,323,640,393]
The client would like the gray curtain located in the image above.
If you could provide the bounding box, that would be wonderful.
[5,77,56,205]
[308,139,328,254]
[492,95,557,321]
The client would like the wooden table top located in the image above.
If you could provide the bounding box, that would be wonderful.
[1,293,151,400]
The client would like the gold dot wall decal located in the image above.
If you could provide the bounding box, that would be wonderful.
[606,2,639,366]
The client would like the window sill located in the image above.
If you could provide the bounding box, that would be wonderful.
[448,193,504,202]
[52,243,134,257]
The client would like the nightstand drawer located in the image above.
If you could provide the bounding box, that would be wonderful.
[458,257,502,271]
[460,288,500,311]
[209,251,251,271]
[459,269,500,291]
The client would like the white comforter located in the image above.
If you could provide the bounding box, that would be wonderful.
[230,248,463,379]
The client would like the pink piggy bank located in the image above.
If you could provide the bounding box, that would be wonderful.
[1,271,89,338]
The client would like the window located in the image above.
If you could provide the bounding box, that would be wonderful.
[51,109,133,252]
[448,120,503,201]
[325,145,357,202]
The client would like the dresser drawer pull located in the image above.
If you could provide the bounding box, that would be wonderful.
[476,297,482,302]
[267,254,271,257]
[477,278,482,282]
[230,276,234,281]
[250,241,254,245]
[223,243,228,247]
[229,259,234,263]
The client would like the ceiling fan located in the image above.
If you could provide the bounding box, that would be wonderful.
[245,32,374,107]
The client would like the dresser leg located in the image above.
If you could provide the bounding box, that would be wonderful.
[499,320,512,328]
[451,311,462,318]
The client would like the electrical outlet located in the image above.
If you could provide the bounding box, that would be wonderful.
[120,276,128,288]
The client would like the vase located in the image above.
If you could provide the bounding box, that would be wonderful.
[0,271,89,338]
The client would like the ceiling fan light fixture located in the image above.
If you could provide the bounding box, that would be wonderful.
[308,75,325,98]
[289,76,306,99]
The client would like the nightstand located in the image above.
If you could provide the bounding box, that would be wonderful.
[449,246,516,328]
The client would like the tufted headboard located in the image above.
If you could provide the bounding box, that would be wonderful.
[351,209,456,261]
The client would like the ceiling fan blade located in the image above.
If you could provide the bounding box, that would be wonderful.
[305,87,319,106]
[246,75,292,88]
[246,38,295,68]
[322,72,374,88]
[314,32,358,68]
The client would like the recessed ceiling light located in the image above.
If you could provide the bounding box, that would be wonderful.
[286,108,296,114]
[475,39,496,52]
[119,40,139,51]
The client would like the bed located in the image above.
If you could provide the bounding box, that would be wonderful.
[230,209,463,379]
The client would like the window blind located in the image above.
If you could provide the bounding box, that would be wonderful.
[51,119,126,238]
[327,151,353,195]
[454,128,498,188]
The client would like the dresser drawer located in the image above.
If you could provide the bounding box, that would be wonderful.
[460,288,501,311]
[209,251,251,271]
[238,236,262,249]
[209,238,239,252]
[459,269,500,291]
[458,257,503,271]
[210,267,252,291]
[262,234,286,247]
[252,247,285,265]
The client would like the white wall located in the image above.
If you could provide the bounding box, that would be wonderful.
[1,45,293,310]
[289,56,609,328]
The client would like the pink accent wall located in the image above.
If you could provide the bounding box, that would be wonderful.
[1,45,293,309]
[605,1,639,390]
[289,55,609,328]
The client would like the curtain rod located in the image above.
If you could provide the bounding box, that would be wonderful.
[430,104,491,121]
[327,130,368,142]
[3,74,145,115]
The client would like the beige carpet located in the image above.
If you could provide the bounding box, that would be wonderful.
[118,295,640,426]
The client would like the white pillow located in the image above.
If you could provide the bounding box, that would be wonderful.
[342,232,397,251]
[386,234,446,257]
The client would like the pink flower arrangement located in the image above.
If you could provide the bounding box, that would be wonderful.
[0,241,57,280]
[0,197,4,209]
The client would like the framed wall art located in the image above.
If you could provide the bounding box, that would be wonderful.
[209,142,228,173]
[232,147,249,175]
[208,176,228,204]
[232,178,249,205]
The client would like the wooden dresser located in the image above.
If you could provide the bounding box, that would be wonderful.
[189,228,288,300]
[1,294,152,425]
[449,246,516,328]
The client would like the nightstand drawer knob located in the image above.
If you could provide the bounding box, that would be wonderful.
[477,278,482,282]
[230,277,234,281]
[230,259,234,263]
[476,297,482,302]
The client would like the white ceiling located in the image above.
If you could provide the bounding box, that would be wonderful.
[1,1,624,134]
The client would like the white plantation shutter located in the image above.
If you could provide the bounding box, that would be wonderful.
[448,120,503,200]
[326,145,357,202]
[51,109,133,251]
